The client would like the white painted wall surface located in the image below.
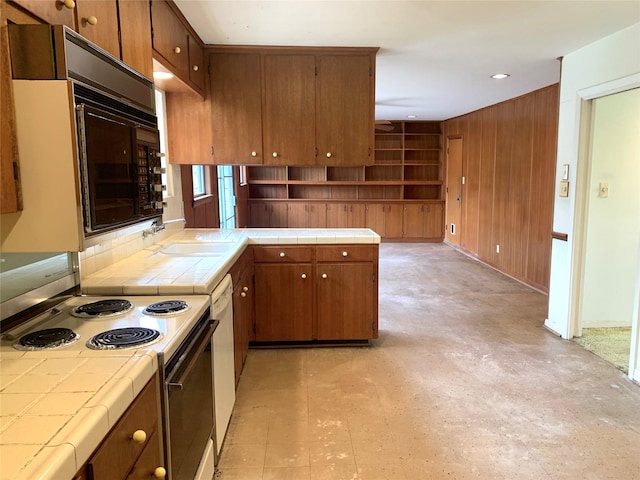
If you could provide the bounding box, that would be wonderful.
[545,23,640,338]
[581,89,640,327]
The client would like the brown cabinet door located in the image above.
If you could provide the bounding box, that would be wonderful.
[249,202,271,227]
[307,203,326,228]
[210,53,263,164]
[254,263,313,341]
[287,203,306,228]
[271,203,288,227]
[232,266,253,385]
[118,0,153,78]
[316,54,373,166]
[75,0,120,59]
[365,203,386,236]
[11,0,75,27]
[151,0,188,75]
[424,203,444,240]
[263,54,316,165]
[403,203,425,238]
[188,34,204,92]
[316,263,375,340]
[166,91,213,164]
[385,204,404,238]
[125,431,163,480]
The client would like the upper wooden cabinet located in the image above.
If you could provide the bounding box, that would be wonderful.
[151,0,205,96]
[210,53,263,164]
[75,0,120,59]
[209,46,378,166]
[118,0,153,79]
[8,0,153,79]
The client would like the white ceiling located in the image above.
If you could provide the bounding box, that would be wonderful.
[174,1,640,121]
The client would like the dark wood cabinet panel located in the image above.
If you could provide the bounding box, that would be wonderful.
[151,0,188,74]
[210,53,263,164]
[166,91,212,164]
[10,0,75,27]
[316,263,375,340]
[365,203,403,238]
[262,54,316,165]
[231,253,253,385]
[75,0,120,59]
[403,203,443,240]
[188,34,204,91]
[326,203,366,228]
[118,0,153,79]
[254,263,314,342]
[316,54,374,166]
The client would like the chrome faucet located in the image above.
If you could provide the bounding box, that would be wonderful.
[142,218,186,239]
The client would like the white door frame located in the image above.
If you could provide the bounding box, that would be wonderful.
[569,73,640,380]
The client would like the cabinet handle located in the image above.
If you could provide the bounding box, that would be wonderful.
[192,65,199,71]
[279,252,286,257]
[241,292,247,298]
[85,15,98,26]
[321,273,328,279]
[342,251,348,257]
[326,152,332,158]
[62,0,75,9]
[153,467,167,479]
[272,152,278,158]
[243,286,249,292]
[174,46,181,54]
[131,430,147,444]
[301,273,307,279]
[251,151,257,157]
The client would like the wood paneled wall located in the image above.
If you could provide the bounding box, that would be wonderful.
[443,84,559,292]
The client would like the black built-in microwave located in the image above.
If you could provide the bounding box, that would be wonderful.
[9,24,165,237]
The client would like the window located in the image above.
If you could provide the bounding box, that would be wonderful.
[217,165,236,228]
[193,165,206,197]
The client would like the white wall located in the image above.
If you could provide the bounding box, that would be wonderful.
[545,23,640,338]
[581,89,640,327]
[545,23,640,380]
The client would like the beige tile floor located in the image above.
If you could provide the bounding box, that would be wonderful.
[215,243,640,480]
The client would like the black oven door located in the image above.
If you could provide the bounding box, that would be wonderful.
[164,317,217,480]
[77,104,138,232]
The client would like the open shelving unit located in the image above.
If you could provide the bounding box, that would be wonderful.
[246,121,443,201]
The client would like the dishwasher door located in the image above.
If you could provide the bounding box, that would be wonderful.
[211,274,236,459]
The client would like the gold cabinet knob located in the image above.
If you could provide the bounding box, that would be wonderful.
[240,292,247,298]
[174,46,181,54]
[131,429,147,444]
[301,273,307,279]
[272,152,278,158]
[251,151,257,157]
[86,15,98,26]
[342,251,348,257]
[192,65,199,71]
[243,286,249,292]
[279,252,285,257]
[326,152,332,158]
[62,0,75,9]
[153,467,167,479]
[321,273,328,279]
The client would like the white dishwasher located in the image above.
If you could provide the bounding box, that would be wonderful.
[211,274,236,461]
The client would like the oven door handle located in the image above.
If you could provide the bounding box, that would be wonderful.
[167,320,215,390]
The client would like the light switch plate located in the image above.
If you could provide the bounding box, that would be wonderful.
[559,181,569,197]
[599,182,609,198]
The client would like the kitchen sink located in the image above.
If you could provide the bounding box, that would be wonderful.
[156,242,235,257]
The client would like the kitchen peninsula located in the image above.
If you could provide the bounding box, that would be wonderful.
[0,228,379,480]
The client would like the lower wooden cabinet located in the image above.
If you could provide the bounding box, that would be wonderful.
[253,244,378,343]
[326,203,366,228]
[75,376,164,480]
[403,203,444,240]
[249,201,287,227]
[365,203,404,238]
[229,250,254,385]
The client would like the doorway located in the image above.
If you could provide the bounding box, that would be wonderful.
[574,88,640,374]
[445,137,463,247]
[217,165,236,229]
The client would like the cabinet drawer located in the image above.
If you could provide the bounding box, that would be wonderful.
[253,246,314,263]
[88,377,159,480]
[316,245,378,262]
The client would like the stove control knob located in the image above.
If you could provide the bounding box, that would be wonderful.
[153,467,167,479]
[131,430,147,444]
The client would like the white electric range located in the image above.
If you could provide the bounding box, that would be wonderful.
[0,295,210,360]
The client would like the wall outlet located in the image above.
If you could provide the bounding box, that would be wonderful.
[496,244,500,254]
[598,182,609,198]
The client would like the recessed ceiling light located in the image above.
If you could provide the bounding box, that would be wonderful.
[153,71,174,80]
[491,73,510,79]
[407,115,417,119]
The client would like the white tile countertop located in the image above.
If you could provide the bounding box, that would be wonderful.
[82,228,381,295]
[0,351,156,479]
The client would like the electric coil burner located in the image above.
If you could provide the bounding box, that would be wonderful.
[71,299,134,318]
[15,327,80,351]
[87,327,161,350]
[143,300,190,316]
